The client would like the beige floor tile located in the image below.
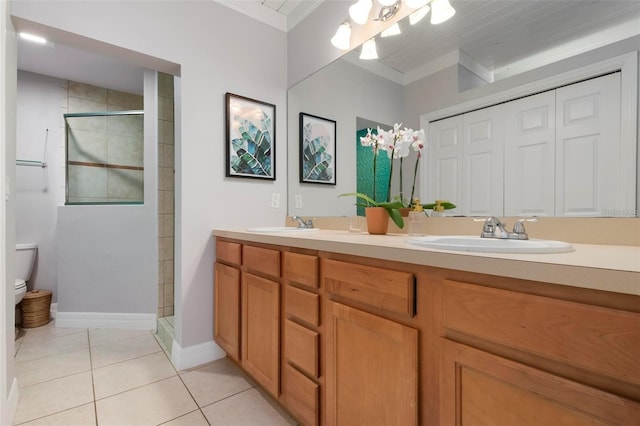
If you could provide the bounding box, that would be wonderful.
[16,348,91,387]
[93,351,176,400]
[88,328,153,347]
[14,371,94,424]
[15,331,89,363]
[18,402,96,426]
[20,322,86,344]
[159,409,209,426]
[95,376,197,426]
[179,357,254,407]
[201,388,297,426]
[90,333,162,368]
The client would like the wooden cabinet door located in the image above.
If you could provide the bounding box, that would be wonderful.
[242,272,280,397]
[214,262,240,361]
[441,340,640,426]
[325,301,418,426]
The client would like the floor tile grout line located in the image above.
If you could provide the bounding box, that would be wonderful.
[89,331,162,351]
[173,368,213,426]
[13,402,96,426]
[87,328,100,426]
[91,347,164,371]
[93,374,181,403]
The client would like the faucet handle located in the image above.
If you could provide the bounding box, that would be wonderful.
[513,217,537,235]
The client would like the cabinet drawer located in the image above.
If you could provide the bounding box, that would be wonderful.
[282,363,319,426]
[285,285,319,327]
[443,280,640,384]
[284,252,318,289]
[284,319,319,378]
[323,259,415,317]
[243,245,280,278]
[216,240,241,266]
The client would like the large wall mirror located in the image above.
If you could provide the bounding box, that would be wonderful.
[287,0,640,218]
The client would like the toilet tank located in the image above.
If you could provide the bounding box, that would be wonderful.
[16,243,38,281]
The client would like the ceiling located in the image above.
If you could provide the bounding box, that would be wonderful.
[345,0,640,84]
[16,0,640,93]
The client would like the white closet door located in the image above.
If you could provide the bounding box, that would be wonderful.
[427,115,463,215]
[555,73,621,217]
[462,105,504,217]
[504,91,556,216]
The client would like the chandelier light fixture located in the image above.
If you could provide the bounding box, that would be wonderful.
[380,22,401,37]
[359,38,379,60]
[331,22,352,50]
[409,5,430,25]
[349,0,374,25]
[331,0,456,53]
[430,0,456,24]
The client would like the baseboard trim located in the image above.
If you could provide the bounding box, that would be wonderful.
[171,339,226,371]
[50,302,57,319]
[2,378,19,426]
[55,312,157,330]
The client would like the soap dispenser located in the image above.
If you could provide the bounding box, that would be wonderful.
[408,199,427,236]
[431,200,446,217]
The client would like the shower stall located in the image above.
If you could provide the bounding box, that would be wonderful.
[64,110,144,205]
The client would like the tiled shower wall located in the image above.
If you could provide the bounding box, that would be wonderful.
[157,72,175,318]
[64,81,144,203]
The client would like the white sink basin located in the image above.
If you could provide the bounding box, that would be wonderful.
[406,235,574,254]
[246,226,319,233]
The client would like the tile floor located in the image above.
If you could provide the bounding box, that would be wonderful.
[13,322,298,425]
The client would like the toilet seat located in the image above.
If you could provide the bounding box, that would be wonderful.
[15,279,27,290]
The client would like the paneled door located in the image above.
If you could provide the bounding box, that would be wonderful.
[555,72,621,216]
[426,115,463,215]
[504,91,556,216]
[462,105,505,216]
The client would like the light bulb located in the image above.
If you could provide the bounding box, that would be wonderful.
[409,5,430,25]
[331,22,351,50]
[431,0,456,24]
[360,38,378,60]
[405,0,429,8]
[381,23,401,37]
[349,0,373,25]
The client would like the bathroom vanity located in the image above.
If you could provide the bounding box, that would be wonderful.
[212,229,640,426]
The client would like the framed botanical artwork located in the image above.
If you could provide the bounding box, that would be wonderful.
[299,112,336,185]
[225,92,276,180]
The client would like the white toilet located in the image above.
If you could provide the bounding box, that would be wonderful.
[15,243,38,305]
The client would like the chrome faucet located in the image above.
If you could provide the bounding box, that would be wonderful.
[480,217,537,240]
[292,216,315,229]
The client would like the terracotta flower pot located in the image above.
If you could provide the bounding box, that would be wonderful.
[365,207,389,235]
[399,207,411,217]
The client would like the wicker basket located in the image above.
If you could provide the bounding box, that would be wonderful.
[20,290,52,328]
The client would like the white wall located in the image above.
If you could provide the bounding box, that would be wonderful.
[1,0,18,423]
[288,59,403,216]
[56,69,158,318]
[9,1,288,352]
[16,71,65,298]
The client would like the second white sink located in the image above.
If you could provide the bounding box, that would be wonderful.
[406,235,574,254]
[246,226,319,233]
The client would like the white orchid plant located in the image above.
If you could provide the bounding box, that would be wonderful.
[340,123,425,229]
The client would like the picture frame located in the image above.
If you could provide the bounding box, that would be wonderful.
[225,92,276,180]
[299,112,336,185]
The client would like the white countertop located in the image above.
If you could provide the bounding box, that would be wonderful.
[213,229,640,296]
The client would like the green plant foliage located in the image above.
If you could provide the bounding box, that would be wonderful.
[302,123,333,182]
[339,192,405,229]
[230,114,272,176]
